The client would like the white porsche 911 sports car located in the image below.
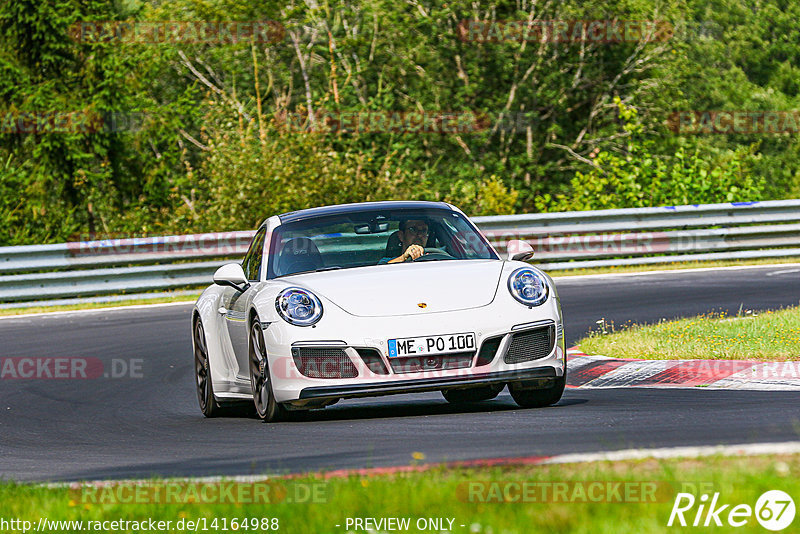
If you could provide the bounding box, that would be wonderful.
[192,201,566,421]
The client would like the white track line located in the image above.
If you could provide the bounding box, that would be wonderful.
[540,441,800,465]
[0,300,195,321]
[42,441,800,488]
[45,474,273,489]
[767,268,800,276]
[552,262,800,282]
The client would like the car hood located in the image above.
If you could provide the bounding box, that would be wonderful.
[283,260,504,317]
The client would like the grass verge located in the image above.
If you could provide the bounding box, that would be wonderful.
[1,455,797,533]
[0,293,200,317]
[578,306,800,360]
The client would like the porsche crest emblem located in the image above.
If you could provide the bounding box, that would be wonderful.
[417,302,427,308]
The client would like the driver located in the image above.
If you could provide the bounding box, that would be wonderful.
[380,219,429,264]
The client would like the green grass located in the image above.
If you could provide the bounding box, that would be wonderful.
[546,257,800,277]
[578,306,800,360]
[1,455,798,533]
[0,293,201,317]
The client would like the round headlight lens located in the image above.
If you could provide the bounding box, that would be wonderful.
[507,267,549,306]
[275,287,323,326]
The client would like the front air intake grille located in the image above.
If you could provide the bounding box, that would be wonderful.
[355,348,389,375]
[475,336,503,367]
[292,347,358,378]
[504,325,555,364]
[390,352,474,374]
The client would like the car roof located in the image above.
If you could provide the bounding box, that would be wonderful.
[277,200,453,224]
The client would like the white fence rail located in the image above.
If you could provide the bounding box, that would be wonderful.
[1,200,798,305]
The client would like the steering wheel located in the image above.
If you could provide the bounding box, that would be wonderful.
[412,247,454,262]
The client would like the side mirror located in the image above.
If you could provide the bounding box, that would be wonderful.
[213,263,249,292]
[506,240,534,262]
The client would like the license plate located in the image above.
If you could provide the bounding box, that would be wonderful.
[388,332,476,358]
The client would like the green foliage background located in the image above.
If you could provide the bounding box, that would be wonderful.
[1,0,798,244]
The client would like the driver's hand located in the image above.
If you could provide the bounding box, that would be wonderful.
[403,245,424,261]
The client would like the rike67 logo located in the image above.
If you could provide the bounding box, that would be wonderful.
[668,490,795,531]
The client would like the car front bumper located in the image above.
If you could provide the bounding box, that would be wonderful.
[298,366,559,401]
[263,301,565,404]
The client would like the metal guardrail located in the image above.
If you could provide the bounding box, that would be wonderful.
[474,200,800,267]
[1,200,798,305]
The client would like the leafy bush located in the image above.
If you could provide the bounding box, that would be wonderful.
[190,109,429,231]
[536,98,765,211]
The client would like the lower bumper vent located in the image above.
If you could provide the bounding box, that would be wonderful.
[292,347,358,378]
[475,336,503,367]
[355,348,389,375]
[504,325,555,364]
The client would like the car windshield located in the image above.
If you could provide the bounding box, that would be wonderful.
[267,208,498,278]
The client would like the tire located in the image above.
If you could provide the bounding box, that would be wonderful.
[193,318,224,417]
[509,360,566,409]
[249,319,287,422]
[442,383,504,403]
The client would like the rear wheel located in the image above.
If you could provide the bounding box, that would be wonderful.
[194,318,223,417]
[249,320,287,422]
[442,383,504,403]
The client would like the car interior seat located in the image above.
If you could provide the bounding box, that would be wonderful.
[277,237,323,276]
[384,231,404,259]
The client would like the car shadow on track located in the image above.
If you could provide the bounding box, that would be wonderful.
[277,394,588,423]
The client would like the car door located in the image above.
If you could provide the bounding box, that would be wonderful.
[224,226,266,379]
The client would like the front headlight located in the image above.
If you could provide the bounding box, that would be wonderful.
[507,267,549,307]
[275,287,323,326]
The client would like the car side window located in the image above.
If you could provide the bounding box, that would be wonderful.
[242,227,267,282]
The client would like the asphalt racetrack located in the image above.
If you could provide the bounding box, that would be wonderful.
[1,265,799,482]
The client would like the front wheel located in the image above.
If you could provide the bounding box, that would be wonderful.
[249,320,287,422]
[509,361,566,408]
